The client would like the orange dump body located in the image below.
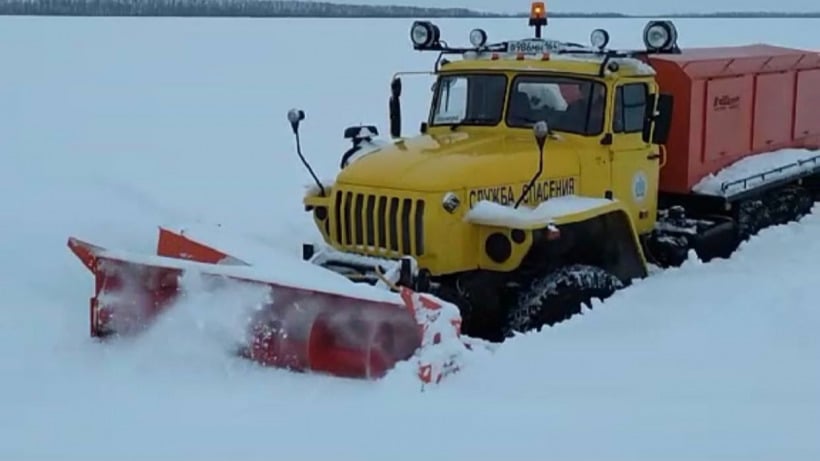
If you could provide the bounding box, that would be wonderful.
[646,45,820,194]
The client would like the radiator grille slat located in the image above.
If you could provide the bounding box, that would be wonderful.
[400,198,412,255]
[343,191,353,246]
[377,197,387,249]
[415,199,425,255]
[365,195,376,247]
[354,194,364,246]
[333,190,425,257]
[388,197,399,252]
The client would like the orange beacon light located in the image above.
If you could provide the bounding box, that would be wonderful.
[529,2,547,37]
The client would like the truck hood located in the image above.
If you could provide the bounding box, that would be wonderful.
[336,131,582,192]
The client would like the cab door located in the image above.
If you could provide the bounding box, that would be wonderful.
[608,80,660,235]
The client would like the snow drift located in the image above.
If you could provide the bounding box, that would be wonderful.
[1,15,818,460]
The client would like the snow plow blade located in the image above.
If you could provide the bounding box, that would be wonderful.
[67,236,425,380]
[68,229,469,384]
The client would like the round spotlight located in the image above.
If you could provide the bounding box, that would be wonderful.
[410,21,439,49]
[642,20,677,51]
[590,28,610,50]
[469,28,488,47]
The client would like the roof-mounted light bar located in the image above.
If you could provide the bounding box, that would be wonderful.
[407,8,682,63]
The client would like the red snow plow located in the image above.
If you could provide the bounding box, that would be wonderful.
[68,228,466,383]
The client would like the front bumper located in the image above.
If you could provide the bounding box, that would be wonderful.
[302,242,429,292]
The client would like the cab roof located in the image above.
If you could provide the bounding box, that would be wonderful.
[438,50,657,78]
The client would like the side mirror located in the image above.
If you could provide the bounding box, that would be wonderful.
[533,120,549,151]
[652,93,674,145]
[642,93,656,143]
[288,108,305,135]
[286,108,326,197]
[514,120,549,209]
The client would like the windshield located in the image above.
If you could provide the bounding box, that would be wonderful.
[506,75,606,135]
[430,74,507,126]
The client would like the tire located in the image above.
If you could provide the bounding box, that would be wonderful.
[504,264,623,337]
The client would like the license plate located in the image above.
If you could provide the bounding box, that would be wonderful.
[507,39,562,55]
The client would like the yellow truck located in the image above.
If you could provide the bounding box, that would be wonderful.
[297,5,820,341]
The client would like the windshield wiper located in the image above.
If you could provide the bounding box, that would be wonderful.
[448,117,496,131]
[510,115,558,136]
[509,115,542,125]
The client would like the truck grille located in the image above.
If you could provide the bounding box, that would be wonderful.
[332,190,425,257]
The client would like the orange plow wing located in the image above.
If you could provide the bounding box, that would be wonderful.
[68,228,468,384]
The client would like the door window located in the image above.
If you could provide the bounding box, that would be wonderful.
[613,83,648,134]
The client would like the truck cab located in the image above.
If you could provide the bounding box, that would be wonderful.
[418,51,664,236]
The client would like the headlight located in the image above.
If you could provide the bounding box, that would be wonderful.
[642,20,678,51]
[410,21,440,49]
[469,28,488,47]
[590,28,610,50]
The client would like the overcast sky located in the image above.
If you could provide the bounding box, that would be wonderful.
[358,0,819,14]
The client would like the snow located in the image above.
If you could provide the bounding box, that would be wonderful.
[1,15,820,461]
[342,137,396,166]
[694,148,820,196]
[552,52,657,75]
[79,235,404,304]
[466,195,614,227]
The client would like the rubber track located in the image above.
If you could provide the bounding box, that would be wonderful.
[505,264,623,336]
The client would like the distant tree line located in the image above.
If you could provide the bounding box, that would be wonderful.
[0,0,818,18]
[518,11,820,18]
[0,0,493,17]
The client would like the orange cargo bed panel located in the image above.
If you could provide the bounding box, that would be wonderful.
[646,45,820,195]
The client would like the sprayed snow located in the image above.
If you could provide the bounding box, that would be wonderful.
[398,288,474,386]
[1,16,820,461]
[465,195,613,228]
[693,148,820,196]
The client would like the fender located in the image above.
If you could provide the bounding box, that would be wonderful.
[465,196,648,282]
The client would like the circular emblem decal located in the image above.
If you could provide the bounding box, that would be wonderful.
[632,171,648,202]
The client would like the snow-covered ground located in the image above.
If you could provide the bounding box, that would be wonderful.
[1,15,819,460]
